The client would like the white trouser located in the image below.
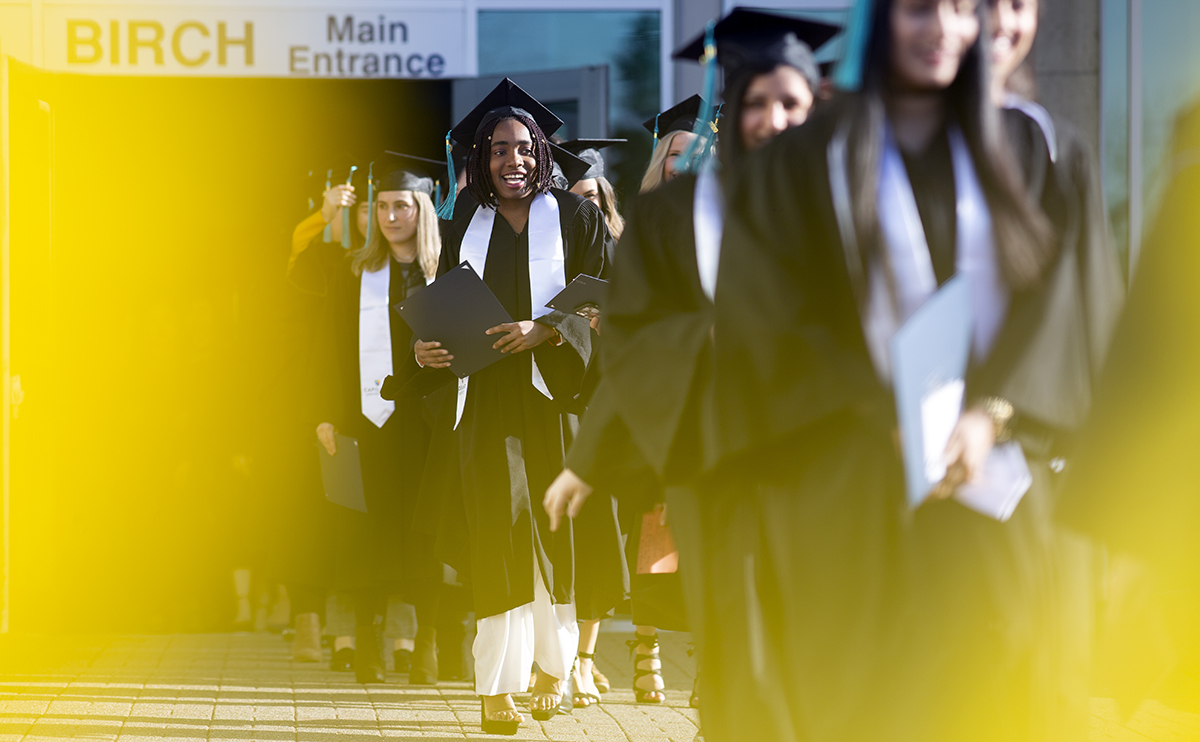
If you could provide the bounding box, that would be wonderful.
[473,570,579,696]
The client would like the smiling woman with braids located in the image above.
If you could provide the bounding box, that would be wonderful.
[409,79,613,735]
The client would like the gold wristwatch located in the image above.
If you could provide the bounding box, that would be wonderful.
[981,396,1015,443]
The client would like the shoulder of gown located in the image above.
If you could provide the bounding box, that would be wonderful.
[976,105,1125,437]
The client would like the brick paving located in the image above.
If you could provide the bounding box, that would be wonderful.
[0,629,1197,741]
[0,628,699,742]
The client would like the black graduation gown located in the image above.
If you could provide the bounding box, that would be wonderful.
[705,100,1123,742]
[566,174,717,632]
[290,241,435,597]
[413,188,610,619]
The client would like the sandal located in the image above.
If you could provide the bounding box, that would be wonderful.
[480,696,520,735]
[627,633,666,704]
[530,670,564,721]
[571,656,600,708]
[592,665,611,694]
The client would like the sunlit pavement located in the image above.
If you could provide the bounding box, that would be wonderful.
[0,631,1197,741]
[0,631,699,741]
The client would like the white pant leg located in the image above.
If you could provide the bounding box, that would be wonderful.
[473,571,579,695]
[531,570,579,683]
[474,602,535,696]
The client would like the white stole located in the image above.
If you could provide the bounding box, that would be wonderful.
[359,260,395,427]
[1003,93,1058,163]
[863,124,1009,381]
[454,192,566,429]
[693,164,725,302]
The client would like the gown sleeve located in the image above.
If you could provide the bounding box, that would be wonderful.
[390,215,465,400]
[972,115,1125,439]
[288,210,330,273]
[600,180,715,480]
[532,195,609,406]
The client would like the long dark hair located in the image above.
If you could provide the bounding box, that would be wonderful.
[465,112,556,208]
[846,0,1053,288]
[721,63,783,177]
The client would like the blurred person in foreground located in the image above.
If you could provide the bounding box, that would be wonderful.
[705,0,1122,738]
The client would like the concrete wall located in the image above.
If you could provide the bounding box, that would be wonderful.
[672,0,721,102]
[1032,0,1102,154]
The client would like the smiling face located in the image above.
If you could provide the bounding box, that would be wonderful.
[375,190,419,245]
[488,118,538,204]
[989,0,1037,90]
[570,177,600,206]
[663,131,699,182]
[739,65,815,153]
[890,0,981,92]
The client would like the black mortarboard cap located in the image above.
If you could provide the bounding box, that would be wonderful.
[450,77,564,146]
[558,139,626,180]
[642,95,707,139]
[549,143,592,190]
[375,151,448,196]
[673,9,840,71]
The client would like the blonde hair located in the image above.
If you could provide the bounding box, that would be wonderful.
[350,190,441,281]
[640,130,695,194]
[595,176,625,241]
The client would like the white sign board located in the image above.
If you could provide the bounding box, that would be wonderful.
[30,5,469,77]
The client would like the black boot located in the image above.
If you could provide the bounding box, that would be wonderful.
[354,592,387,684]
[355,621,386,683]
[409,598,439,685]
[437,605,468,681]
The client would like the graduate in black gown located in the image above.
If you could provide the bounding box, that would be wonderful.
[706,0,1122,739]
[290,153,447,684]
[409,78,611,733]
[545,6,838,718]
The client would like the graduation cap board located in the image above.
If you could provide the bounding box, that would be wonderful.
[375,151,447,196]
[394,261,514,379]
[318,434,368,513]
[558,139,626,181]
[550,143,592,190]
[643,95,707,140]
[545,274,609,320]
[450,77,564,146]
[673,8,840,66]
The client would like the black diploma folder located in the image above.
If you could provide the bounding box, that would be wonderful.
[545,274,608,318]
[394,261,514,378]
[318,434,368,513]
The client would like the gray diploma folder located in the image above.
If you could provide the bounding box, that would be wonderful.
[318,434,368,513]
[891,276,972,509]
[394,261,514,378]
[545,274,608,317]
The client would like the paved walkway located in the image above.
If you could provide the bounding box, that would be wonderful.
[0,629,699,742]
[0,630,1197,741]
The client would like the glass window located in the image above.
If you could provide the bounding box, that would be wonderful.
[1105,0,1200,273]
[1102,0,1129,269]
[477,10,661,198]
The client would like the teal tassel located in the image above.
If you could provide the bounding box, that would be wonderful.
[361,162,375,250]
[653,114,661,143]
[434,180,443,210]
[435,131,456,220]
[833,0,876,92]
[677,21,718,175]
[341,165,357,249]
[322,169,333,243]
